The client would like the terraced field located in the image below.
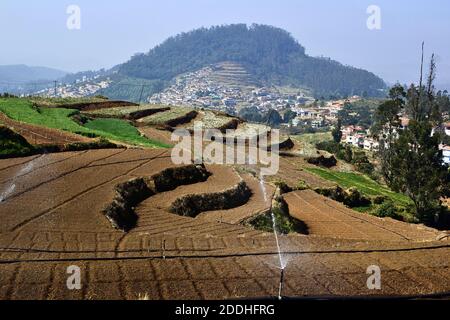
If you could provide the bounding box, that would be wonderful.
[137,107,197,127]
[305,167,411,206]
[208,62,261,88]
[223,123,271,140]
[31,97,137,110]
[83,105,170,120]
[0,149,448,300]
[284,190,441,241]
[187,111,239,132]
[0,98,168,148]
[268,156,335,189]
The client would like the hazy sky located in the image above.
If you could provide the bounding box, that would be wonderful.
[1,0,449,87]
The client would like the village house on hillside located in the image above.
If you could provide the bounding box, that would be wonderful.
[288,98,351,129]
[340,124,380,151]
[369,115,450,164]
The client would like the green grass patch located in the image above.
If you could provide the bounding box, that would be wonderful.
[305,167,411,206]
[0,98,170,148]
[84,119,171,148]
[0,98,87,132]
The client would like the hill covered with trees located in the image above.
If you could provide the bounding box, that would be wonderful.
[118,24,386,98]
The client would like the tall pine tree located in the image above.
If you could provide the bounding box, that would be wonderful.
[374,52,448,225]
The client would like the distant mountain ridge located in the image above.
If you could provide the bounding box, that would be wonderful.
[0,65,68,84]
[118,24,386,98]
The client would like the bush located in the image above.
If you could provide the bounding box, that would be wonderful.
[344,187,371,207]
[307,155,337,168]
[436,207,450,229]
[315,186,346,203]
[372,201,403,220]
[249,203,308,235]
[316,141,340,154]
[315,186,371,208]
[273,180,293,194]
[295,180,310,191]
[316,140,378,178]
[355,161,375,176]
[373,195,387,205]
[352,151,375,176]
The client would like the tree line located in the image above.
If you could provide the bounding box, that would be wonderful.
[373,51,450,227]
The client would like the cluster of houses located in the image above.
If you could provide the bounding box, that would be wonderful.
[290,106,338,128]
[286,96,361,129]
[36,77,111,98]
[341,118,450,165]
[148,63,315,114]
[341,125,379,151]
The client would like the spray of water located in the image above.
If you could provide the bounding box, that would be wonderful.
[0,155,43,204]
[0,184,15,203]
[259,173,288,299]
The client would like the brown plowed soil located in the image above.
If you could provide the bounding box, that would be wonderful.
[0,150,448,300]
[284,190,442,242]
[0,113,92,146]
[269,156,335,189]
[138,127,174,146]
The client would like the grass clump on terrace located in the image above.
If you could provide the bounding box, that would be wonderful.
[249,206,307,234]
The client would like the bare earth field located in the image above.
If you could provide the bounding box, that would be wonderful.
[0,149,449,300]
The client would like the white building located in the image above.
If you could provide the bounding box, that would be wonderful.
[345,135,364,148]
[311,119,324,128]
[363,138,379,151]
[440,144,450,165]
[444,122,450,136]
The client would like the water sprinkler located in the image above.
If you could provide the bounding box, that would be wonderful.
[278,268,285,300]
[162,238,166,260]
